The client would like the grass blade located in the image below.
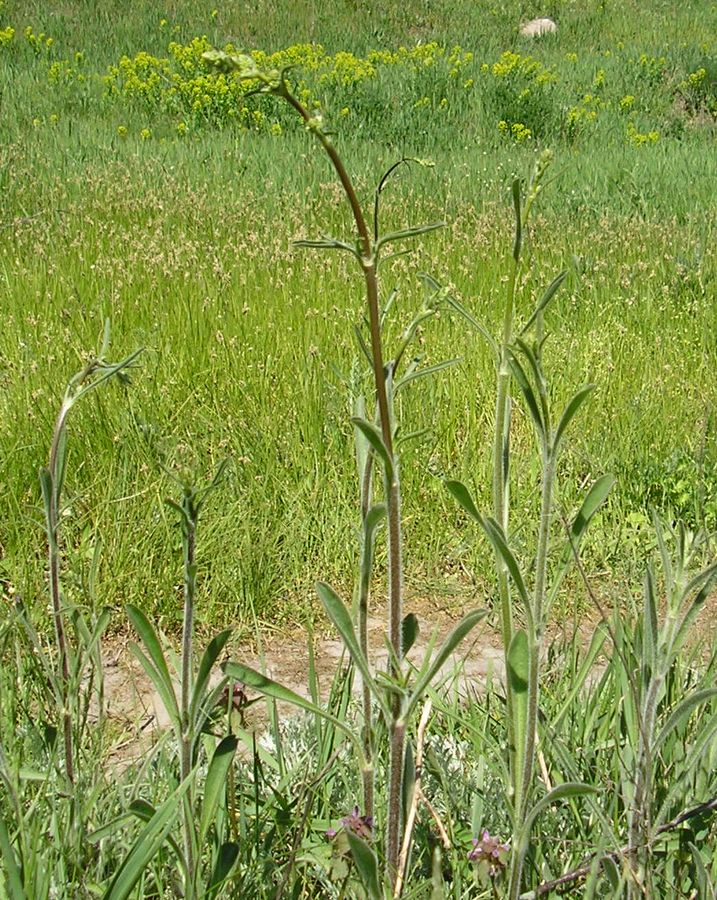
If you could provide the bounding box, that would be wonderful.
[103,775,193,900]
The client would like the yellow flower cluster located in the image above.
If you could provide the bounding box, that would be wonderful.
[498,120,532,143]
[487,51,555,86]
[102,37,479,135]
[24,25,53,54]
[48,56,87,86]
[0,25,14,47]
[626,121,660,146]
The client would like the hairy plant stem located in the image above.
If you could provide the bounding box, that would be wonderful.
[281,86,405,873]
[509,448,556,900]
[494,251,519,799]
[359,453,375,820]
[180,495,197,897]
[47,399,75,787]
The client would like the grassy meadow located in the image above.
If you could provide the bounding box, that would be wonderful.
[2,2,717,898]
[1,0,717,627]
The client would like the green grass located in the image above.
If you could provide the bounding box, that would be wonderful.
[1,0,716,625]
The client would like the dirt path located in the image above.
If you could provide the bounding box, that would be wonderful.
[99,592,717,769]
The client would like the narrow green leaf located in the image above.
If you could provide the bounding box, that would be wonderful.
[442,292,499,362]
[642,567,658,674]
[375,221,445,254]
[293,236,360,259]
[353,323,374,368]
[190,629,232,727]
[507,629,529,785]
[345,832,382,900]
[444,479,481,523]
[600,855,621,891]
[553,385,595,450]
[126,606,177,720]
[222,661,362,756]
[0,813,25,900]
[520,270,568,336]
[522,783,598,838]
[689,842,716,900]
[127,801,184,864]
[364,503,387,544]
[406,610,487,717]
[508,351,544,437]
[316,582,390,721]
[512,178,522,263]
[481,517,532,614]
[673,563,717,654]
[395,358,461,392]
[569,474,615,543]
[199,736,238,845]
[654,689,717,752]
[103,775,193,900]
[402,613,419,656]
[350,417,393,481]
[206,842,240,896]
[548,474,614,609]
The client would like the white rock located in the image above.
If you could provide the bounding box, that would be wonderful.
[519,17,557,37]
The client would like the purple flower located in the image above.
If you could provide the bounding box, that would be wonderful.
[468,830,510,877]
[326,806,374,841]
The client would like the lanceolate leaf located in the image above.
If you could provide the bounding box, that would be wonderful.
[480,517,532,616]
[444,480,481,523]
[521,783,598,843]
[548,474,614,607]
[222,661,363,757]
[350,417,394,481]
[206,843,240,896]
[293,236,361,259]
[316,582,390,721]
[345,832,382,900]
[508,351,544,438]
[394,358,461,392]
[199,736,238,846]
[402,613,419,656]
[653,689,717,753]
[553,624,608,729]
[405,609,487,717]
[190,629,232,727]
[553,385,595,450]
[375,221,445,256]
[520,270,568,336]
[508,629,529,793]
[0,813,25,900]
[126,605,179,727]
[443,292,499,361]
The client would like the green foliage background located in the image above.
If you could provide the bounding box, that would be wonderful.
[1,0,716,626]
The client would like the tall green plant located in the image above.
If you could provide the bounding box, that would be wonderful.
[447,159,614,897]
[40,320,142,784]
[102,462,240,900]
[203,48,486,891]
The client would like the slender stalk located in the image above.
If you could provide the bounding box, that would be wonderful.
[279,86,405,872]
[358,452,375,820]
[180,493,197,897]
[47,399,75,786]
[494,240,520,803]
[508,447,556,900]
